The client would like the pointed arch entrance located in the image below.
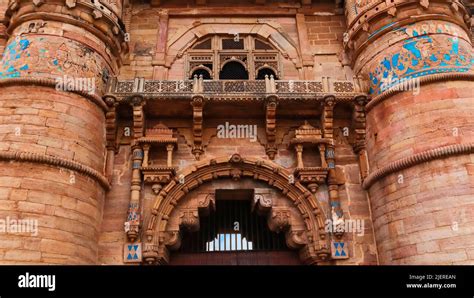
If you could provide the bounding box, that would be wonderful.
[142,154,331,265]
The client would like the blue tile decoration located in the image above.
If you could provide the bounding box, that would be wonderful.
[331,241,349,259]
[325,148,335,159]
[0,35,108,91]
[368,24,474,95]
[126,203,140,223]
[124,243,142,263]
[0,38,30,79]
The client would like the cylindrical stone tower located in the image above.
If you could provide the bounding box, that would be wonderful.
[0,1,126,264]
[345,0,474,264]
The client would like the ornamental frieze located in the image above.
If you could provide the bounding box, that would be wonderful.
[367,29,474,95]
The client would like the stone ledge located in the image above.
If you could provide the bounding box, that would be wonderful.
[365,73,474,113]
[362,143,474,190]
[0,150,110,190]
[0,78,109,113]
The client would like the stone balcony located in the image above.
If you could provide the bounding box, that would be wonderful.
[104,76,369,103]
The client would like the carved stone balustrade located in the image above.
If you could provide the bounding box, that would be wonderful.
[105,76,369,103]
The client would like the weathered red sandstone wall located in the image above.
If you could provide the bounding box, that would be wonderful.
[118,6,159,80]
[0,2,126,264]
[97,0,378,265]
[99,146,132,264]
[346,0,474,264]
[0,0,7,56]
[99,112,377,264]
[0,86,107,263]
[366,82,474,264]
[305,15,348,80]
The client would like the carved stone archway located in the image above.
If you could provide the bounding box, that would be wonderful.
[142,154,331,265]
[167,22,302,71]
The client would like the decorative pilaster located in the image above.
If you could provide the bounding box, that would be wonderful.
[125,97,146,242]
[322,96,335,140]
[126,144,143,242]
[352,96,369,180]
[191,96,204,160]
[265,95,278,159]
[295,144,304,168]
[166,144,174,167]
[131,96,146,139]
[104,95,117,181]
[327,170,345,239]
[142,144,150,168]
[318,144,327,168]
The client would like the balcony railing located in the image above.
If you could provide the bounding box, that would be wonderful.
[106,76,369,100]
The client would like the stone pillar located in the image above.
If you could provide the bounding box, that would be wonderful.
[295,144,304,168]
[345,0,474,264]
[105,97,117,181]
[318,144,327,168]
[142,144,150,168]
[127,145,143,242]
[166,144,174,167]
[0,1,126,264]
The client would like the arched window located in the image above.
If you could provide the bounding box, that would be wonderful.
[190,68,212,80]
[186,35,281,80]
[219,61,249,80]
[256,67,278,80]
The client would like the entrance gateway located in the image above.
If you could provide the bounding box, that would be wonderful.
[139,155,334,265]
[170,190,301,265]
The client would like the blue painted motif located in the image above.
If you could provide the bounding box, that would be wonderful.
[0,38,29,79]
[332,241,348,258]
[126,244,140,260]
[369,31,474,95]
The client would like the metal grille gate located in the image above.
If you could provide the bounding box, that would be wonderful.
[178,199,287,253]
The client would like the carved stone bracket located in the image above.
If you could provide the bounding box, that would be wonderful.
[267,207,291,233]
[131,95,146,139]
[265,95,278,160]
[177,192,216,232]
[142,167,176,184]
[198,193,216,216]
[286,230,306,249]
[322,96,335,139]
[105,96,118,152]
[352,96,369,180]
[294,167,329,193]
[252,194,272,215]
[179,209,200,232]
[352,96,367,153]
[104,96,118,181]
[191,96,204,160]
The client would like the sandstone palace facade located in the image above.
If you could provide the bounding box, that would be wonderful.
[0,0,472,265]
